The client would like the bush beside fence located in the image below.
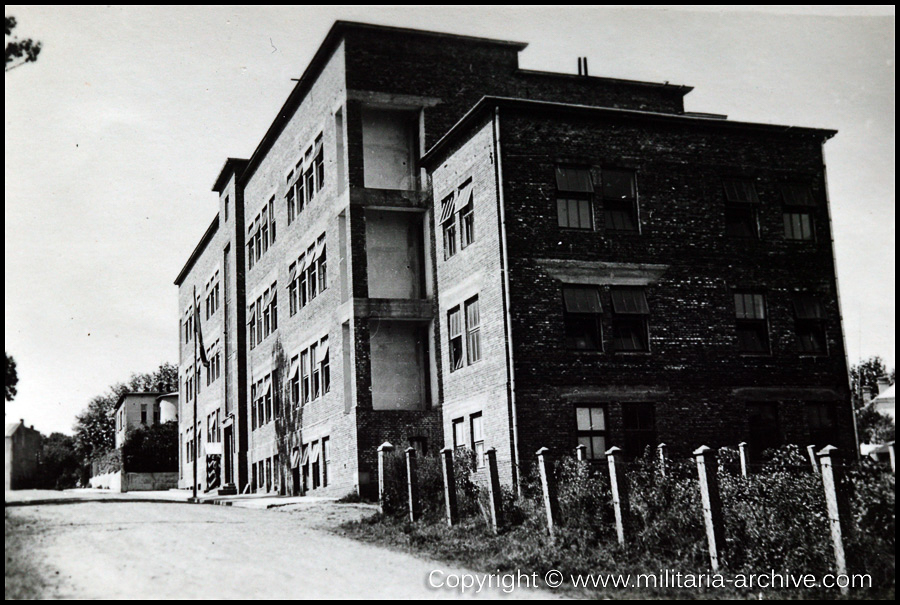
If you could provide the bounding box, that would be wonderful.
[367,441,894,597]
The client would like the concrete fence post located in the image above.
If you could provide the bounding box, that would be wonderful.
[807,444,820,475]
[440,448,458,526]
[574,444,587,462]
[606,446,632,546]
[377,442,393,513]
[657,442,668,477]
[889,442,896,474]
[694,445,726,570]
[817,446,851,594]
[485,447,502,534]
[405,447,420,522]
[536,448,559,536]
[738,441,750,478]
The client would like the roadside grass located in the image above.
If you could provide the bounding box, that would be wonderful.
[338,512,753,599]
[5,510,50,599]
[336,448,894,600]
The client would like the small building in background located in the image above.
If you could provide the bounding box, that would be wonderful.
[114,392,172,449]
[5,419,42,491]
[870,379,895,422]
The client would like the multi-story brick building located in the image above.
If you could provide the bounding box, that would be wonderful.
[175,21,853,496]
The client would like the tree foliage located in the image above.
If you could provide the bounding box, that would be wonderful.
[5,16,42,73]
[73,362,178,463]
[5,351,17,401]
[36,432,81,489]
[122,421,178,473]
[850,356,894,409]
[850,356,895,445]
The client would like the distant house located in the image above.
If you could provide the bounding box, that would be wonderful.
[90,392,180,492]
[5,419,42,491]
[870,379,895,422]
[114,392,179,449]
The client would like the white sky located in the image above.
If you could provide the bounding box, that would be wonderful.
[5,6,895,434]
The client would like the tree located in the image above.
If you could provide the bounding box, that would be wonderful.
[5,352,17,401]
[850,356,893,410]
[121,421,178,473]
[73,362,179,464]
[36,433,80,490]
[850,356,895,445]
[5,16,42,72]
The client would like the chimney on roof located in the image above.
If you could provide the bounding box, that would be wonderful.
[577,57,589,77]
[877,377,891,395]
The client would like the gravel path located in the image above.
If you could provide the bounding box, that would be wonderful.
[7,501,561,599]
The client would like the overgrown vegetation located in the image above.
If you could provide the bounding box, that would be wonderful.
[340,446,894,599]
[121,421,178,473]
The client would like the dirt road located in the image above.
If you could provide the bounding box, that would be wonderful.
[7,501,559,599]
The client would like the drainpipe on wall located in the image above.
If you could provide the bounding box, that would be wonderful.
[492,107,522,494]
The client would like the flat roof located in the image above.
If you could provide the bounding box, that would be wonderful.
[421,96,837,167]
[114,392,164,413]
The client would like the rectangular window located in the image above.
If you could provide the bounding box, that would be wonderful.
[299,255,308,309]
[317,237,327,293]
[289,355,300,406]
[556,165,594,230]
[448,306,463,372]
[734,292,769,353]
[806,402,836,449]
[783,211,814,241]
[747,402,781,461]
[224,195,229,222]
[314,134,324,192]
[263,289,271,338]
[723,178,760,238]
[610,287,650,352]
[289,264,298,316]
[310,343,320,399]
[251,384,257,430]
[792,293,827,354]
[320,337,330,394]
[441,194,457,259]
[248,304,256,349]
[264,377,272,423]
[452,418,465,451]
[256,296,263,342]
[301,350,310,404]
[457,180,475,249]
[286,171,296,225]
[563,286,602,350]
[308,244,318,301]
[465,296,481,365]
[575,406,606,460]
[602,169,638,231]
[622,403,656,459]
[270,286,278,332]
[470,413,485,468]
[269,197,276,243]
[261,209,269,254]
[140,404,147,425]
[311,440,321,490]
[321,436,330,487]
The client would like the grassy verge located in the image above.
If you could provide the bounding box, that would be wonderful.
[5,509,51,599]
[338,512,756,599]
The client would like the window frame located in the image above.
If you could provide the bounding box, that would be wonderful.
[562,285,603,351]
[575,405,607,460]
[555,165,594,231]
[601,168,639,232]
[723,178,760,239]
[734,291,770,354]
[610,287,650,353]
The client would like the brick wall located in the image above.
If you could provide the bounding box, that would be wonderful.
[496,107,853,462]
